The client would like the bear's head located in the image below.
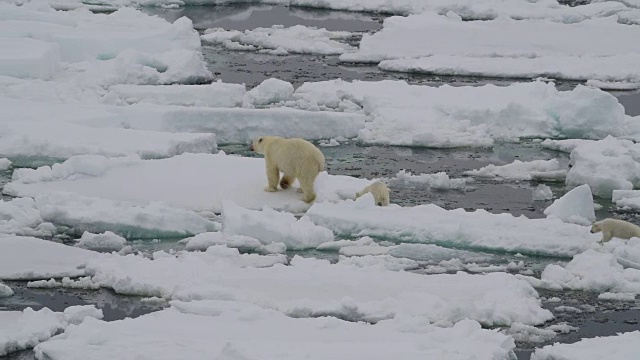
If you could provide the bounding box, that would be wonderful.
[590,222,602,234]
[249,136,268,154]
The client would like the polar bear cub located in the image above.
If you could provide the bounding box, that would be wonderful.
[250,135,325,203]
[355,181,390,206]
[590,218,640,242]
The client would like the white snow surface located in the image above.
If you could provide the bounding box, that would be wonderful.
[0,306,103,357]
[389,170,469,190]
[532,331,640,360]
[0,158,11,170]
[379,54,640,85]
[0,235,102,280]
[75,231,127,252]
[543,184,596,226]
[243,78,294,107]
[35,191,220,238]
[533,184,554,201]
[102,82,246,107]
[0,197,53,237]
[464,159,566,181]
[0,282,13,297]
[292,80,630,148]
[201,25,355,55]
[306,197,601,257]
[612,190,640,210]
[34,302,517,360]
[180,232,263,251]
[83,250,552,326]
[342,13,640,65]
[222,202,334,250]
[565,136,640,198]
[4,153,372,214]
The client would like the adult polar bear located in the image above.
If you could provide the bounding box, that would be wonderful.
[250,136,325,203]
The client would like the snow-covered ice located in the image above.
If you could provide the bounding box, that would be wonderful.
[306,197,600,257]
[82,249,552,326]
[0,282,13,298]
[0,37,60,80]
[292,80,629,148]
[543,184,595,226]
[35,191,220,238]
[102,82,246,107]
[533,184,554,201]
[5,153,373,214]
[34,302,517,360]
[532,331,640,360]
[201,25,355,55]
[0,306,102,357]
[565,136,640,198]
[74,231,127,252]
[222,202,334,249]
[0,235,101,280]
[27,277,100,290]
[612,190,640,210]
[0,197,53,237]
[464,159,566,182]
[0,158,11,170]
[598,292,636,301]
[180,232,263,251]
[389,170,469,190]
[243,78,294,107]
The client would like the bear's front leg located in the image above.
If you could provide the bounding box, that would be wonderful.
[265,163,279,192]
[601,231,613,242]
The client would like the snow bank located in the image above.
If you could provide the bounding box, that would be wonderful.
[0,197,53,237]
[0,117,218,159]
[75,231,127,252]
[565,136,640,198]
[292,80,628,148]
[532,331,640,360]
[306,198,600,257]
[34,303,516,360]
[243,78,294,107]
[342,13,640,65]
[544,184,595,226]
[201,25,354,55]
[534,250,640,294]
[0,306,102,357]
[379,54,640,85]
[222,202,334,249]
[389,170,468,190]
[0,282,13,297]
[0,235,101,280]
[103,82,246,107]
[464,159,566,181]
[0,38,60,80]
[5,153,372,214]
[84,251,552,326]
[35,192,219,238]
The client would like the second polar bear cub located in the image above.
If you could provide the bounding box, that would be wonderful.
[250,135,325,203]
[356,181,390,206]
[590,218,640,242]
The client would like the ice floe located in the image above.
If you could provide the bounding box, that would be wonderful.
[533,184,554,201]
[242,78,294,107]
[388,170,469,190]
[102,82,246,107]
[201,25,355,55]
[532,330,640,360]
[306,197,600,257]
[5,153,372,214]
[612,190,640,210]
[0,282,13,298]
[0,235,101,280]
[543,184,595,226]
[0,158,12,170]
[0,197,54,237]
[74,231,127,252]
[464,159,566,181]
[0,306,102,357]
[34,302,517,360]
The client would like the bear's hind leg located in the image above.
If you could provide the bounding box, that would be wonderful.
[280,174,296,190]
[299,175,318,204]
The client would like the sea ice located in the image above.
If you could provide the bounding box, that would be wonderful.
[179,232,263,251]
[222,202,334,249]
[243,78,294,107]
[0,306,102,357]
[389,170,469,190]
[0,37,60,80]
[612,190,640,210]
[34,302,517,360]
[543,184,595,225]
[0,235,102,280]
[102,82,246,107]
[74,231,127,252]
[532,330,640,360]
[0,158,11,170]
[0,197,53,237]
[465,159,566,181]
[307,198,600,257]
[5,153,373,214]
[0,282,13,297]
[201,25,355,55]
[533,184,554,201]
[35,192,220,238]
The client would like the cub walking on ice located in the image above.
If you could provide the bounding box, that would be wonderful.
[590,218,640,242]
[355,181,390,206]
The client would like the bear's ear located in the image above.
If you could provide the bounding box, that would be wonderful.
[259,137,263,143]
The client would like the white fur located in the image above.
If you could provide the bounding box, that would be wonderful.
[355,181,390,206]
[590,218,640,242]
[250,135,325,203]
